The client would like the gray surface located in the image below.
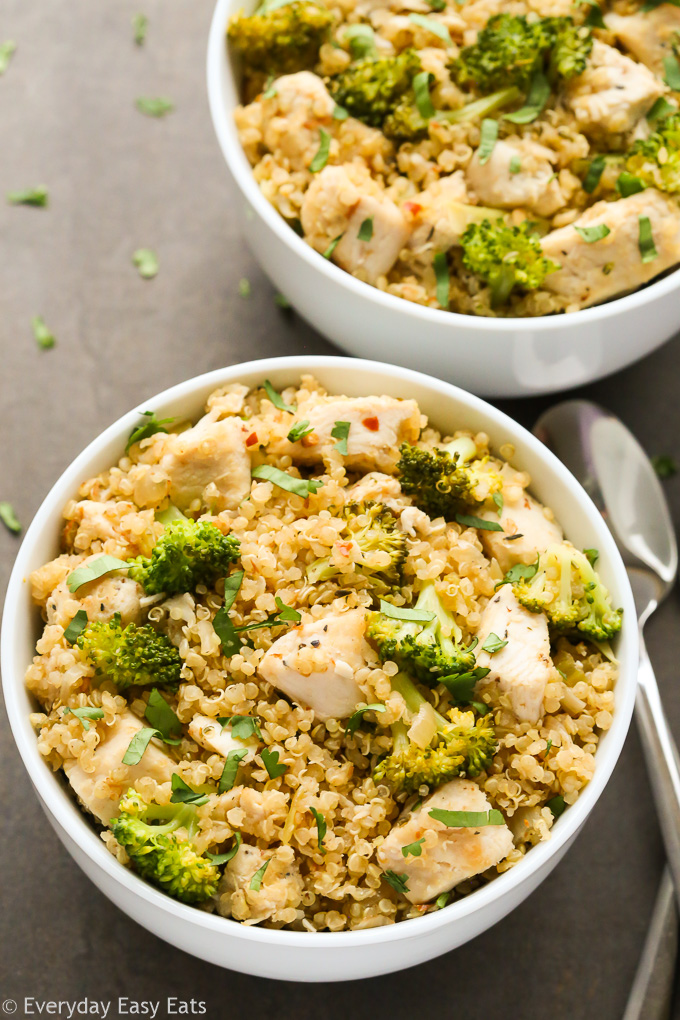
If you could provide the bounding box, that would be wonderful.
[1,1,679,1016]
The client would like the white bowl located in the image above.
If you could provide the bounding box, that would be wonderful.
[2,355,638,981]
[206,0,680,398]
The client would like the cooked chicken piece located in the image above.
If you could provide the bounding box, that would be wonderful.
[466,138,567,218]
[377,779,514,903]
[403,173,477,255]
[541,190,680,311]
[217,844,303,924]
[256,71,336,172]
[158,413,252,512]
[345,471,404,509]
[258,608,370,720]
[564,40,664,136]
[63,499,154,557]
[63,709,176,824]
[285,394,422,473]
[301,164,410,284]
[45,561,144,630]
[606,7,680,77]
[188,714,256,761]
[479,493,563,575]
[475,585,554,723]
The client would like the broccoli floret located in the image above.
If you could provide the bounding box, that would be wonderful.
[624,113,680,195]
[111,789,219,904]
[368,580,478,684]
[450,14,591,94]
[128,518,240,596]
[397,434,501,520]
[328,49,421,126]
[373,672,496,792]
[513,543,623,641]
[227,1,334,75]
[383,84,522,142]
[77,614,181,690]
[460,218,560,308]
[306,501,406,594]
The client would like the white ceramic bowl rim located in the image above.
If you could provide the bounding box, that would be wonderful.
[2,355,638,949]
[206,0,680,333]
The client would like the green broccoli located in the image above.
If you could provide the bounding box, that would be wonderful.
[623,113,680,195]
[327,49,421,126]
[382,84,522,143]
[127,518,240,596]
[227,1,334,75]
[367,580,478,684]
[450,14,591,94]
[460,218,560,308]
[306,501,406,594]
[396,434,501,520]
[77,614,182,689]
[512,543,622,641]
[373,672,497,792]
[111,789,219,904]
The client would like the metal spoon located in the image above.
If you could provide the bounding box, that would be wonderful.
[534,400,679,1019]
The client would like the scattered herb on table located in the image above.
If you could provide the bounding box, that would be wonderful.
[7,186,48,207]
[132,248,159,278]
[136,96,174,117]
[0,501,22,534]
[32,316,56,349]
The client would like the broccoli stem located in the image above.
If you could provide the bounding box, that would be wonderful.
[391,671,449,729]
[414,580,463,649]
[490,264,518,309]
[155,504,188,526]
[438,85,522,124]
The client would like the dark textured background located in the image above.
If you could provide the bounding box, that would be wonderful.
[1,1,679,1016]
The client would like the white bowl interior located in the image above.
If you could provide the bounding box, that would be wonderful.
[2,355,638,961]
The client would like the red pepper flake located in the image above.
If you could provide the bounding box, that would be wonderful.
[362,416,380,432]
[246,432,258,447]
[403,201,422,217]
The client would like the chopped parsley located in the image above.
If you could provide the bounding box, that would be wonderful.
[616,172,645,198]
[262,76,277,100]
[287,419,313,443]
[582,155,605,194]
[264,379,296,413]
[357,217,374,242]
[664,54,680,92]
[478,118,499,165]
[638,215,658,264]
[0,41,16,75]
[428,808,504,827]
[378,600,435,624]
[252,463,324,497]
[214,592,300,656]
[332,103,348,120]
[0,501,22,534]
[261,747,288,779]
[652,454,678,479]
[145,688,182,743]
[219,748,248,793]
[505,69,550,124]
[584,548,599,566]
[132,248,159,279]
[408,13,452,46]
[344,24,377,59]
[323,234,343,259]
[67,555,129,593]
[122,727,162,765]
[309,128,331,173]
[509,155,522,175]
[32,316,56,349]
[310,806,327,854]
[545,738,553,756]
[64,706,105,731]
[125,410,174,452]
[574,0,606,28]
[427,0,446,9]
[170,774,208,806]
[63,610,89,644]
[435,891,450,909]
[218,714,263,742]
[413,70,435,120]
[132,13,148,45]
[546,794,566,818]
[481,632,508,654]
[274,293,291,309]
[331,420,351,455]
[439,667,490,709]
[433,251,450,310]
[647,97,676,123]
[401,837,426,858]
[250,858,271,890]
[345,703,387,736]
[455,512,503,532]
[383,870,410,894]
[575,223,611,243]
[497,559,539,587]
[238,277,251,298]
[493,492,504,514]
[207,831,242,864]
[135,96,174,117]
[7,186,48,207]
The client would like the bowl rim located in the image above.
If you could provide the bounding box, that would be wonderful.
[206,0,680,333]
[2,354,638,948]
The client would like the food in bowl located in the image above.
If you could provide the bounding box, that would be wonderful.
[26,376,621,930]
[227,0,680,318]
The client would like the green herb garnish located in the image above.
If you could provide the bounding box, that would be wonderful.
[132,248,159,278]
[264,379,296,413]
[122,727,162,765]
[583,548,599,566]
[136,96,174,117]
[144,688,183,743]
[250,858,270,890]
[509,155,522,175]
[497,559,539,587]
[252,463,323,497]
[378,600,435,624]
[638,215,658,263]
[132,13,148,45]
[582,155,605,194]
[413,70,435,120]
[207,831,242,864]
[287,420,313,442]
[481,632,508,653]
[0,501,22,534]
[170,774,209,806]
[331,420,351,455]
[126,410,174,452]
[63,610,89,644]
[219,749,248,793]
[575,223,611,243]
[401,837,426,858]
[7,186,48,207]
[433,251,450,310]
[345,703,387,736]
[32,316,56,349]
[664,54,680,91]
[408,13,452,45]
[546,794,566,818]
[616,172,645,198]
[357,217,374,242]
[0,40,16,75]
[504,69,550,124]
[652,454,678,479]
[428,808,504,827]
[219,715,263,742]
[261,747,288,779]
[238,277,251,298]
[455,513,504,532]
[67,555,129,593]
[64,706,105,731]
[309,128,331,173]
[383,870,410,894]
[323,234,343,259]
[478,118,498,165]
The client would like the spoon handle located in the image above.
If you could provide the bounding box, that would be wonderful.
[636,634,680,897]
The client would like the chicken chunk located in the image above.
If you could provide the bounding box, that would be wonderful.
[404,173,493,256]
[63,709,176,824]
[345,471,404,509]
[258,608,370,720]
[45,560,144,630]
[301,164,410,284]
[475,585,554,723]
[541,190,680,311]
[377,779,514,904]
[466,138,568,218]
[286,394,422,473]
[188,714,256,761]
[479,493,563,575]
[63,499,155,558]
[246,71,336,173]
[216,844,303,924]
[157,413,252,512]
[564,40,664,136]
[606,7,680,78]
